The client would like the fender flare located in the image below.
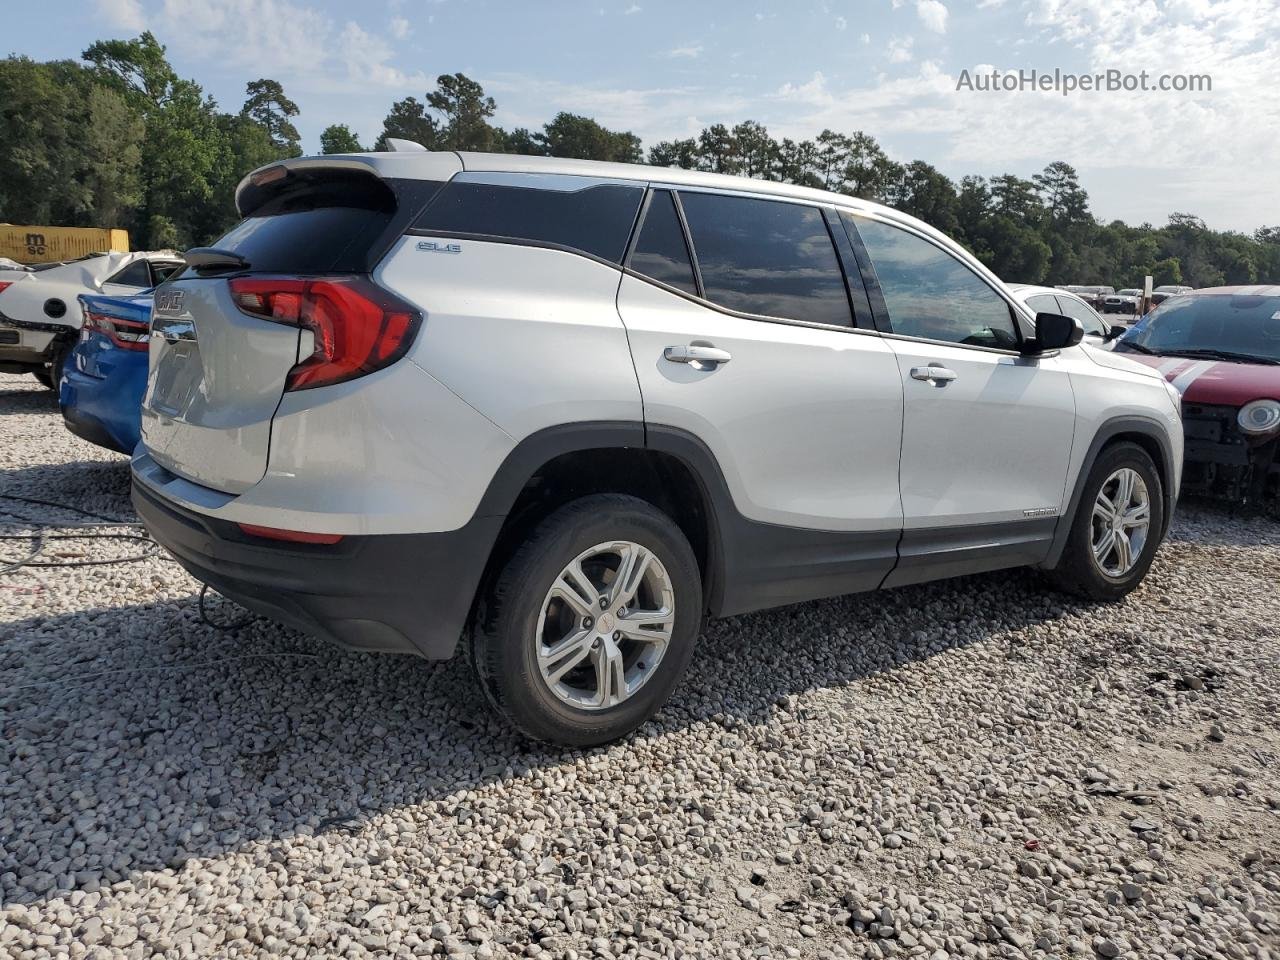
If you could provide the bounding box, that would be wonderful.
[1042,415,1178,569]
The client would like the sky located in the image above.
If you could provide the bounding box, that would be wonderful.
[6,0,1278,232]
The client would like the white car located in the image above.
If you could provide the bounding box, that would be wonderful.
[1007,283,1122,349]
[131,151,1183,746]
[1102,288,1143,315]
[0,250,184,387]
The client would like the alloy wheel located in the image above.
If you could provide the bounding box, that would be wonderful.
[1090,467,1151,578]
[535,541,675,710]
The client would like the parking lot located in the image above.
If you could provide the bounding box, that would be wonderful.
[1,370,1277,959]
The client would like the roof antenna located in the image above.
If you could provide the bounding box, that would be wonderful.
[385,138,428,152]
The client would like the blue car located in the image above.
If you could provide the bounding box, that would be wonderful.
[60,292,152,454]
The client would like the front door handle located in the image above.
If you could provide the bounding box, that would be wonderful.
[910,363,957,385]
[664,344,732,369]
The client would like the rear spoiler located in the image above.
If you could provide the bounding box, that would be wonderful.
[234,153,463,218]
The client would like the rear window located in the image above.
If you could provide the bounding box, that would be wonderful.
[415,173,645,264]
[205,169,416,275]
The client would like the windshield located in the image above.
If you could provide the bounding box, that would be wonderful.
[1117,294,1280,363]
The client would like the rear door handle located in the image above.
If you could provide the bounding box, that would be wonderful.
[664,345,732,369]
[910,364,957,385]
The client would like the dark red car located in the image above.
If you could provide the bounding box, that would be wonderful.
[1114,286,1280,503]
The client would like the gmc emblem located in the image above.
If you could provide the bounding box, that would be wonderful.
[155,289,186,313]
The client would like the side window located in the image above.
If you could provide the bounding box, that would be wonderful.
[1055,295,1108,336]
[415,173,645,264]
[678,192,852,327]
[850,215,1020,350]
[628,190,698,296]
[108,260,153,288]
[1024,294,1060,315]
[150,261,184,286]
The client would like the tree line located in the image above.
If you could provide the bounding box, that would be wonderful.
[2,31,1276,288]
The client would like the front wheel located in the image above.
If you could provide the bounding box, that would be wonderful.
[470,494,702,747]
[1045,442,1164,600]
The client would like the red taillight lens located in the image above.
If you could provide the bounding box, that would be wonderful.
[229,276,420,391]
[236,522,345,545]
[83,310,150,351]
[0,282,13,295]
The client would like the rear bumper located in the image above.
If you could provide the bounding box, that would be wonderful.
[132,473,503,659]
[0,311,73,364]
[59,358,145,454]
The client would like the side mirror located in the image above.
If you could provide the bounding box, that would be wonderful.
[1023,312,1085,356]
[1105,324,1127,342]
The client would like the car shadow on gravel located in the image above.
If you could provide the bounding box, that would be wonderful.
[0,558,1090,909]
[0,386,58,415]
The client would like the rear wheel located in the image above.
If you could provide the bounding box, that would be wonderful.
[471,494,702,747]
[1046,442,1163,600]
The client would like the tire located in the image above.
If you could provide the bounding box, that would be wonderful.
[471,493,702,747]
[1045,442,1164,601]
[50,344,70,390]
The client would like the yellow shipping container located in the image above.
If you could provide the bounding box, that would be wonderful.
[0,225,130,265]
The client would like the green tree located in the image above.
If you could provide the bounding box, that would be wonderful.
[83,85,144,226]
[0,58,95,224]
[536,113,642,162]
[241,78,300,156]
[696,124,739,174]
[427,72,497,150]
[889,160,959,234]
[647,137,699,168]
[730,121,777,179]
[374,97,437,150]
[319,123,364,154]
[82,31,175,107]
[1151,257,1183,286]
[840,131,901,201]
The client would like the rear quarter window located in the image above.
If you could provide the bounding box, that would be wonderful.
[414,173,645,265]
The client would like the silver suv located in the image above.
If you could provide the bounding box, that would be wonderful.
[132,150,1183,745]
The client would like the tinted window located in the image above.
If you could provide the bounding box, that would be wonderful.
[850,216,1019,349]
[109,260,152,288]
[417,173,644,264]
[1024,294,1060,314]
[678,192,851,326]
[628,190,697,296]
[1054,295,1108,336]
[208,171,406,275]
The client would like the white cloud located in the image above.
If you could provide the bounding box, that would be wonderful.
[887,36,914,63]
[625,3,642,13]
[860,32,871,44]
[916,0,949,33]
[153,0,425,91]
[835,15,847,30]
[389,16,410,39]
[95,0,146,30]
[665,44,703,59]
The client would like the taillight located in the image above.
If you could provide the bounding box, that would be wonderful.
[228,276,420,391]
[84,310,150,351]
[0,281,13,295]
[237,522,344,545]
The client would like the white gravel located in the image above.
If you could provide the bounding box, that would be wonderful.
[1,370,1278,960]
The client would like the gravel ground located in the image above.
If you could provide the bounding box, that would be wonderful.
[1,370,1278,960]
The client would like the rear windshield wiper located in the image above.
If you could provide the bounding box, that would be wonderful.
[1160,348,1279,366]
[184,247,251,273]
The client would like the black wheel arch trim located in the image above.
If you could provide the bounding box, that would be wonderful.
[1041,415,1177,570]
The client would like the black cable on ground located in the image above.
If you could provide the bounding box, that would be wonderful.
[0,492,161,574]
[1,491,260,630]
